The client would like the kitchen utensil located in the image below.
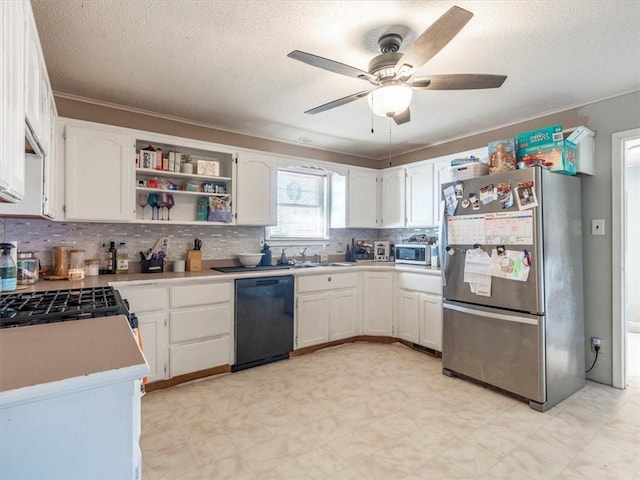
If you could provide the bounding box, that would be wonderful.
[186,249,202,271]
[146,238,161,260]
[194,238,202,250]
[237,253,264,268]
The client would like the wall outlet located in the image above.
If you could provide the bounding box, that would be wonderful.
[591,337,603,353]
[161,237,169,255]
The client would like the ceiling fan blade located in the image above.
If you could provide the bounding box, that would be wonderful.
[395,6,473,73]
[393,108,411,125]
[288,50,377,83]
[305,90,372,115]
[411,74,507,90]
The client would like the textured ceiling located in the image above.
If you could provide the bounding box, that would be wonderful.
[32,0,640,161]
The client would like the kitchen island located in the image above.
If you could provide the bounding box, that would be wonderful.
[0,315,149,480]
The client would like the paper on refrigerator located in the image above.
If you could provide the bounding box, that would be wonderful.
[489,249,531,282]
[463,249,492,296]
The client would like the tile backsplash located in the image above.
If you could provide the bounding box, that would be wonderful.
[1,217,437,267]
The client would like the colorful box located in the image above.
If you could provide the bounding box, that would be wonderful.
[516,124,564,150]
[516,124,577,175]
[488,138,516,174]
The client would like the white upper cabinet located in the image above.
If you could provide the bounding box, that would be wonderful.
[406,163,435,227]
[380,168,405,228]
[0,0,26,202]
[347,167,378,228]
[234,151,277,226]
[64,123,135,221]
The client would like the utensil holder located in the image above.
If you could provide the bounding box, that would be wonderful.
[141,258,164,273]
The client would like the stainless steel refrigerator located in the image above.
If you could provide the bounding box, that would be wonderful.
[440,166,585,411]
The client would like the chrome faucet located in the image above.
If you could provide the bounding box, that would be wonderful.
[300,247,307,263]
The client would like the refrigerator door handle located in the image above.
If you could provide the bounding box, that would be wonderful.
[443,302,539,326]
[439,199,448,287]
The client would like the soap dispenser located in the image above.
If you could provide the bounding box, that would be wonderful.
[260,243,272,266]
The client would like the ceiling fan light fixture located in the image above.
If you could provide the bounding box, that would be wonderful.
[368,84,413,117]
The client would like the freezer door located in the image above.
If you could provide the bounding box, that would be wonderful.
[441,167,543,313]
[442,301,545,403]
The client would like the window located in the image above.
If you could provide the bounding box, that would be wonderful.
[266,168,329,241]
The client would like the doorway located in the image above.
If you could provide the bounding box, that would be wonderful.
[612,129,640,388]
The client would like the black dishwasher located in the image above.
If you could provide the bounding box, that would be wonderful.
[233,275,294,372]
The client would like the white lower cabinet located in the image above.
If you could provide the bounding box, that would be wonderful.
[114,285,169,384]
[296,272,361,349]
[396,272,443,351]
[363,271,394,336]
[114,280,232,383]
[168,282,232,377]
[397,290,421,344]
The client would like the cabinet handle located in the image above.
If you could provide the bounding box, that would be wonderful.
[328,277,332,282]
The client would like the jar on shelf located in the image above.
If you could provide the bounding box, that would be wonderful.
[180,154,193,174]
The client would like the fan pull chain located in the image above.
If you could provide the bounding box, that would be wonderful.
[371,97,374,133]
[388,118,392,167]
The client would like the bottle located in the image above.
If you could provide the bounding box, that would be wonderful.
[278,248,288,265]
[345,244,351,262]
[117,242,129,274]
[108,241,117,274]
[349,238,357,262]
[260,243,272,267]
[99,242,110,275]
[0,243,17,292]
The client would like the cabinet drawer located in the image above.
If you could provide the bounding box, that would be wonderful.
[169,336,230,377]
[397,272,442,294]
[297,272,359,293]
[117,286,167,313]
[169,304,231,344]
[170,282,231,308]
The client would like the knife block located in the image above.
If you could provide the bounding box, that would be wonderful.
[186,250,202,272]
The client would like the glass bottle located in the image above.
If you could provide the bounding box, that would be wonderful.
[117,242,129,274]
[0,243,17,292]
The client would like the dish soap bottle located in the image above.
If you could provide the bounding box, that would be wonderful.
[116,242,129,274]
[260,243,272,267]
[0,243,17,292]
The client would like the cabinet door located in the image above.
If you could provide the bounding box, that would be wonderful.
[235,151,277,225]
[296,292,330,349]
[380,169,405,228]
[432,158,452,228]
[137,311,168,383]
[64,124,134,221]
[24,10,41,140]
[363,272,394,336]
[420,293,443,351]
[347,168,378,228]
[329,288,360,341]
[397,290,420,343]
[406,163,435,227]
[0,0,26,202]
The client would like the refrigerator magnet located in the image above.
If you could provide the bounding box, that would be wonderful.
[444,185,458,216]
[469,193,480,210]
[461,198,470,209]
[497,182,514,209]
[454,181,464,199]
[515,181,538,210]
[479,184,496,204]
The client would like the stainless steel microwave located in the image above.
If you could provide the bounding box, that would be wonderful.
[395,244,431,265]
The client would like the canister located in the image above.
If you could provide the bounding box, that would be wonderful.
[84,259,99,277]
[68,249,85,280]
[17,251,39,285]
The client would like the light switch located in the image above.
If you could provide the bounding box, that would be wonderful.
[591,219,605,236]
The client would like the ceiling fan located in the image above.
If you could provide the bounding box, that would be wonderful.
[288,6,507,125]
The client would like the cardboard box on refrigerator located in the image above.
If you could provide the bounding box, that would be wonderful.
[516,124,577,175]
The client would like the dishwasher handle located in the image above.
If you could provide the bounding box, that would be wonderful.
[255,279,279,286]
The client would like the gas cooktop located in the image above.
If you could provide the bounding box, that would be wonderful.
[0,286,136,329]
